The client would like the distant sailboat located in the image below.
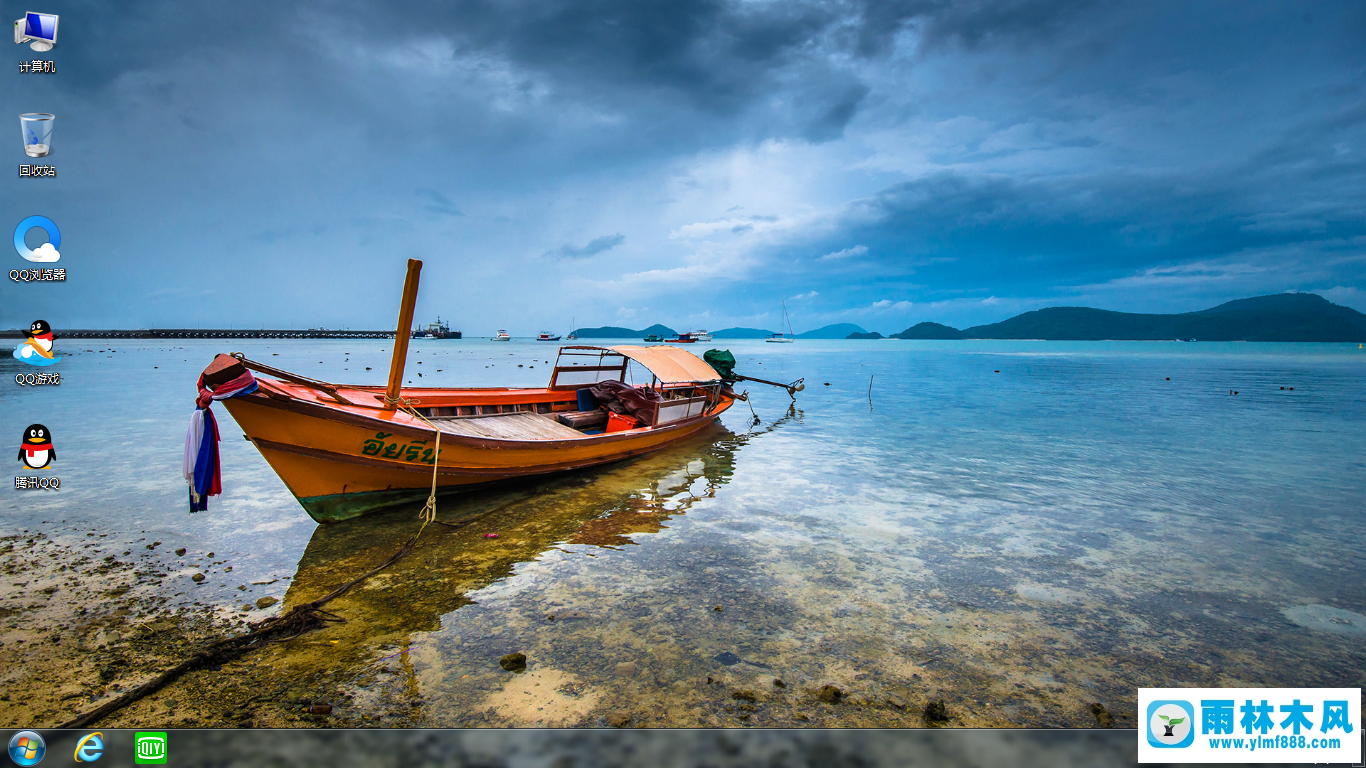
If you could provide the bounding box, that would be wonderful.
[566,318,578,341]
[766,301,796,343]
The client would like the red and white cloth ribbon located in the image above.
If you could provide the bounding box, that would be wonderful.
[185,366,257,512]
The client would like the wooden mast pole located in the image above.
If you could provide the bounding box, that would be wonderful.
[383,258,423,410]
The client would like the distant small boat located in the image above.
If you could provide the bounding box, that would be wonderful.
[567,318,578,341]
[765,301,796,343]
[644,334,663,342]
[492,330,511,341]
[536,332,562,341]
[665,334,696,343]
[689,330,714,342]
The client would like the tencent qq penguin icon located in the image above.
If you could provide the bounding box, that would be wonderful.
[14,215,60,262]
[1146,699,1195,748]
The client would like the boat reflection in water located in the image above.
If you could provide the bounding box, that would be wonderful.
[270,412,799,725]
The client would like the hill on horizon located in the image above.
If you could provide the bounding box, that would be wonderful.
[712,327,779,339]
[797,323,868,339]
[891,293,1366,342]
[584,323,873,339]
[571,323,676,338]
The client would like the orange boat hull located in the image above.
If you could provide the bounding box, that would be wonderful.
[221,380,733,523]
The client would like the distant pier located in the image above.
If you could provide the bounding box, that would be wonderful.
[0,328,462,340]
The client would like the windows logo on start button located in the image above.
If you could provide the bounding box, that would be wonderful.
[8,731,46,766]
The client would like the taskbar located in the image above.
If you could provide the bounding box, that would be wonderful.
[8,727,1155,767]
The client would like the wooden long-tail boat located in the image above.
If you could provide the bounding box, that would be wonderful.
[208,260,737,523]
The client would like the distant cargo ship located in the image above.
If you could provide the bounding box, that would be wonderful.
[420,317,461,339]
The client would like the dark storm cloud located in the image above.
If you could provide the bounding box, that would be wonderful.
[780,132,1366,323]
[546,233,625,260]
[48,0,1068,148]
[1,1,1361,332]
[846,0,1090,57]
[846,166,1364,285]
[53,0,874,141]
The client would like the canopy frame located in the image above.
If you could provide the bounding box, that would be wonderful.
[548,345,721,390]
[547,345,725,426]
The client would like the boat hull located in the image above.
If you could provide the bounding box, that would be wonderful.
[222,389,732,523]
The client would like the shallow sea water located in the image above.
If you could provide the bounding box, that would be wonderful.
[3,338,1364,727]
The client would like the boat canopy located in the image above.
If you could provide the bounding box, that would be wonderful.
[550,345,721,388]
[609,345,722,384]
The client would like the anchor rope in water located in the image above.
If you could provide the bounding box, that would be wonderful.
[743,390,761,426]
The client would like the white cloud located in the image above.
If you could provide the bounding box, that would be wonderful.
[607,253,746,288]
[819,245,867,261]
[23,242,59,263]
[1315,285,1365,311]
[1078,259,1269,291]
[669,216,799,240]
[870,299,914,311]
[790,290,818,300]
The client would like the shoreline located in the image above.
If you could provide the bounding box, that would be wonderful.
[2,516,1131,730]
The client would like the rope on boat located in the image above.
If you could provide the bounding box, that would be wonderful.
[382,394,442,525]
[60,399,455,729]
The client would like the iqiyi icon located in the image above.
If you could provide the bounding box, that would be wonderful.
[134,732,167,764]
[1146,700,1195,748]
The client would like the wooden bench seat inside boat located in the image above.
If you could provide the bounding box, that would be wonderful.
[431,411,587,440]
[556,410,609,429]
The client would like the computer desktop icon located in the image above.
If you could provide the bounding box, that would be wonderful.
[14,12,58,52]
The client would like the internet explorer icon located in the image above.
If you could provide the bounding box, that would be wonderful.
[74,731,104,762]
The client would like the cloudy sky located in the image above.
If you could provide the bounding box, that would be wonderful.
[3,0,1364,334]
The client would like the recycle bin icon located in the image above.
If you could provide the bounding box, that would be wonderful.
[20,113,53,157]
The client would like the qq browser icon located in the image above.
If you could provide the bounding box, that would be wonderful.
[134,732,167,764]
